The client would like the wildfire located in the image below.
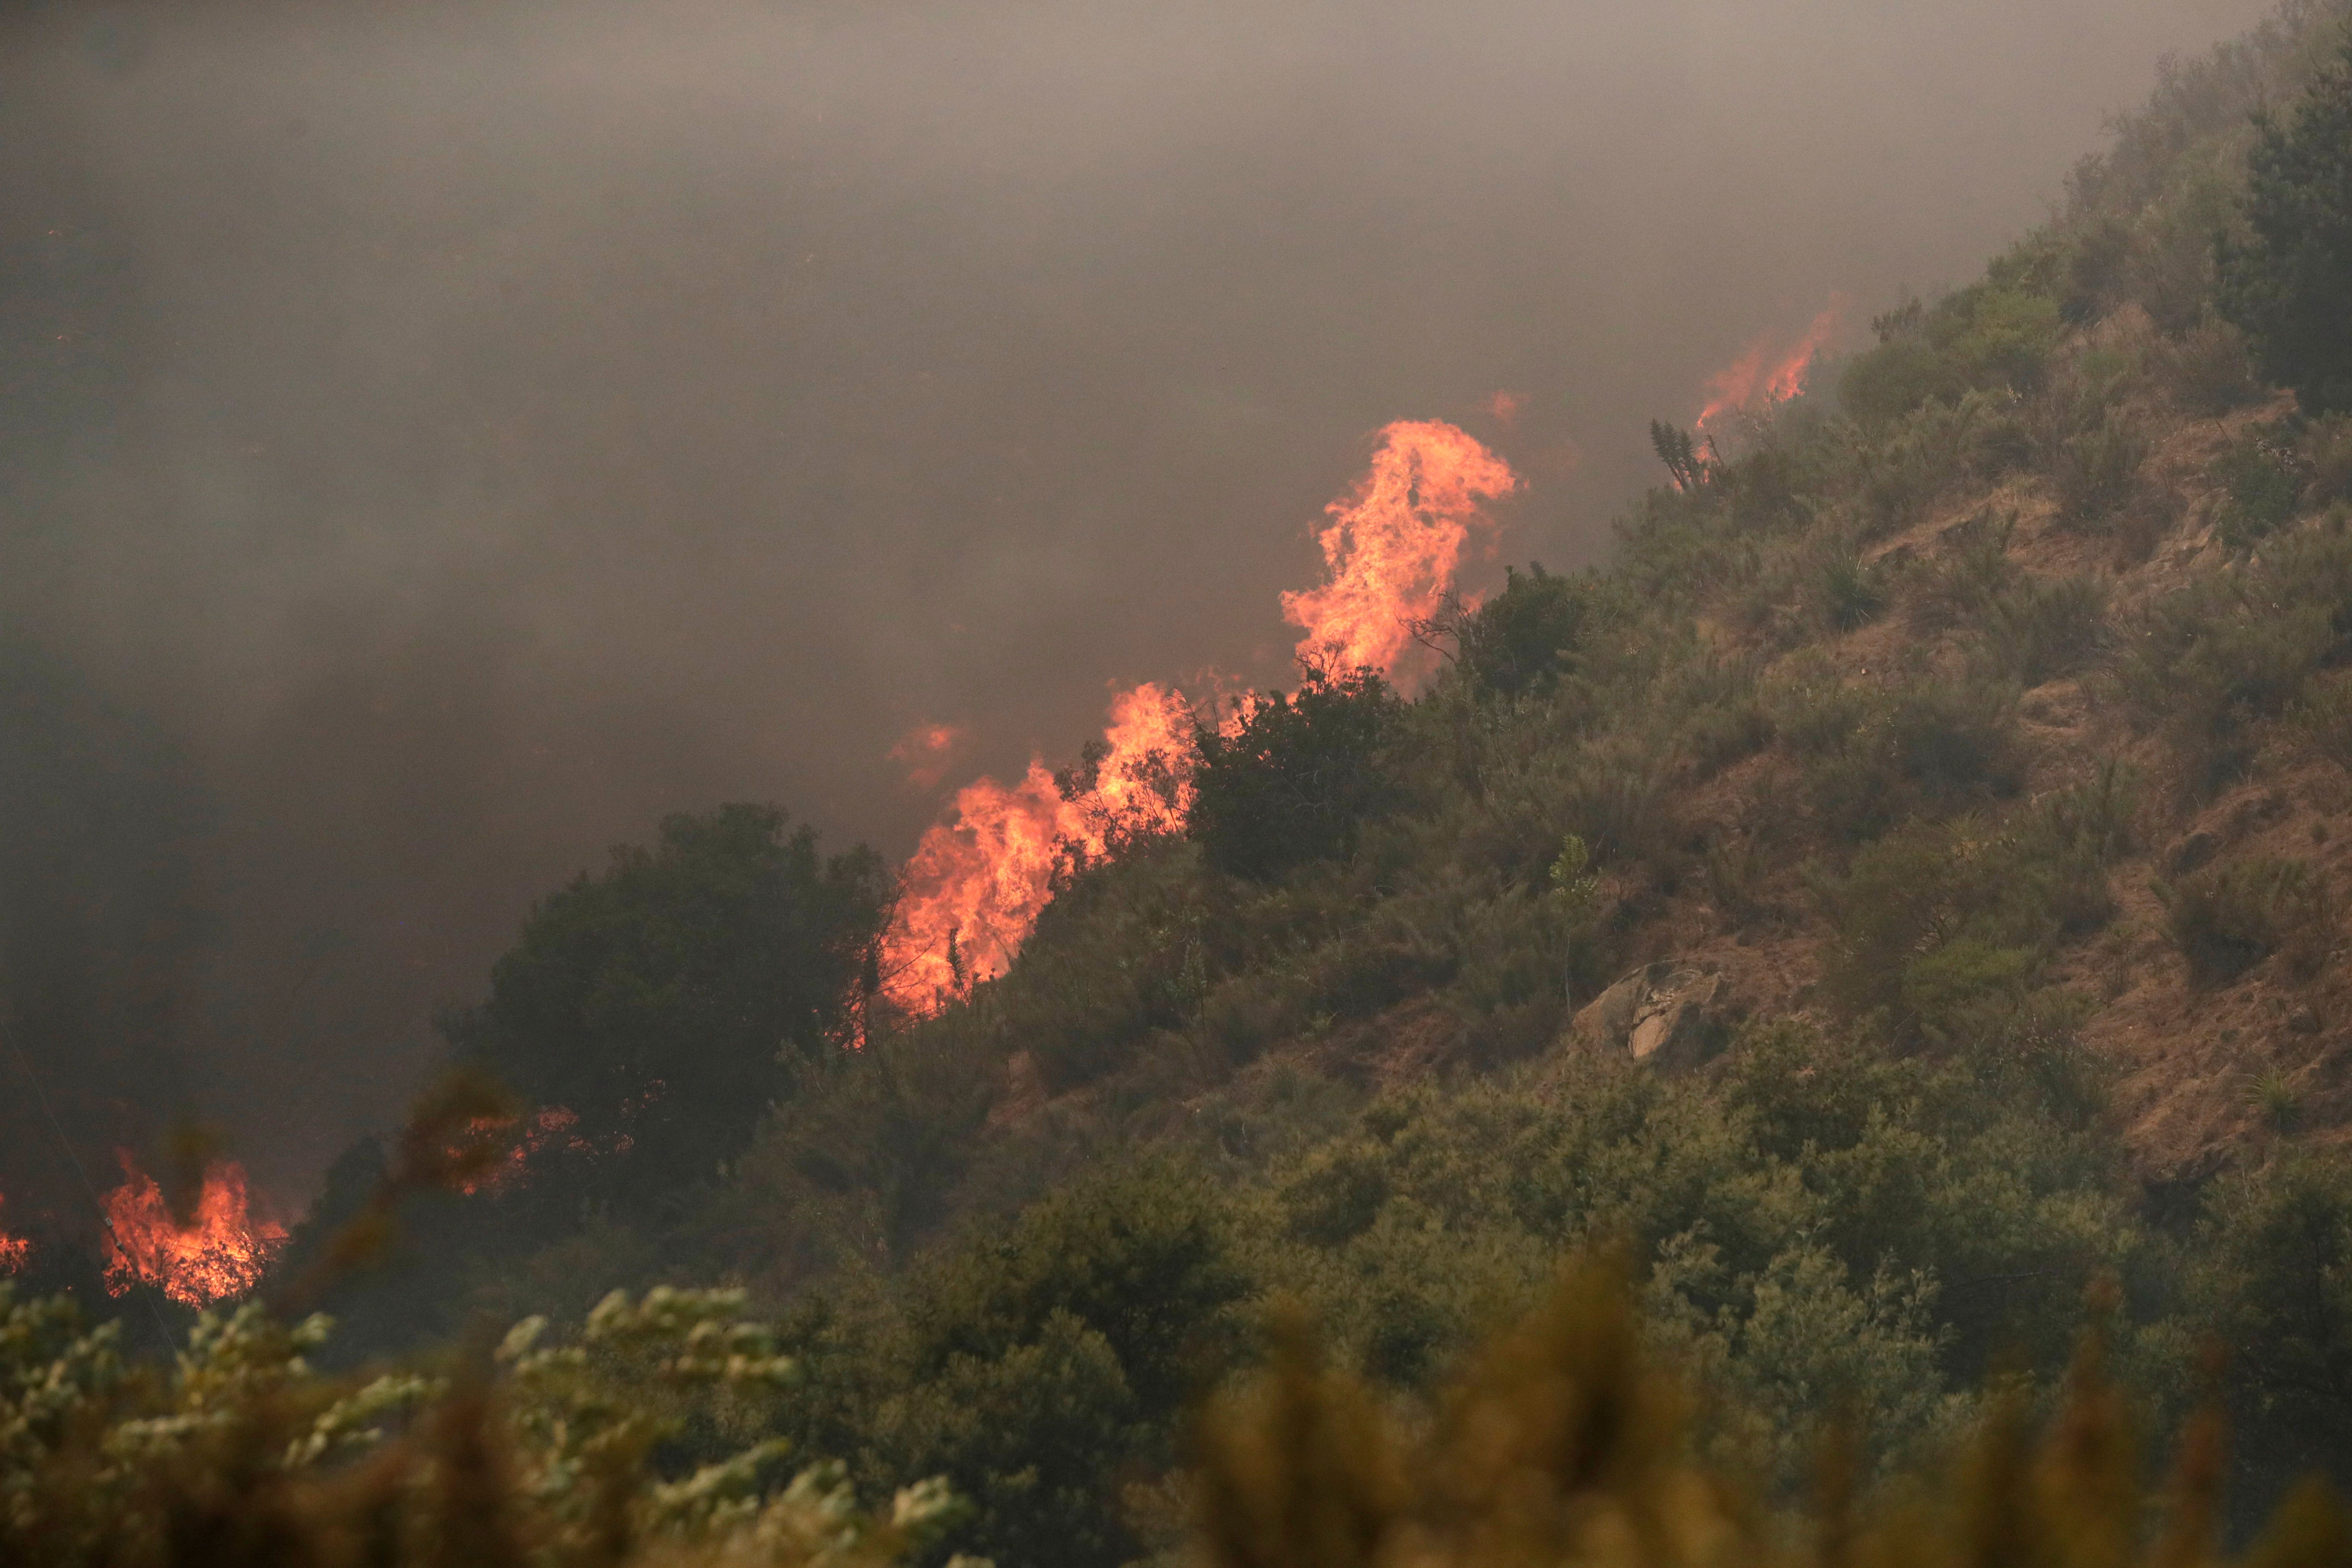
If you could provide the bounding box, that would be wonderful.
[1279,420,1520,689]
[877,419,1519,1018]
[0,1190,27,1274]
[880,681,1195,1012]
[1693,299,1844,437]
[102,1154,286,1308]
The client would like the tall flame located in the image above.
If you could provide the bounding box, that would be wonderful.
[876,419,1518,1019]
[880,681,1194,1013]
[1280,420,1519,687]
[1693,300,1843,436]
[101,1155,287,1307]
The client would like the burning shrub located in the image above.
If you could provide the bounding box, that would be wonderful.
[1189,665,1406,882]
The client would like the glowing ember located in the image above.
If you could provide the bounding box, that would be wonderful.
[1280,420,1520,688]
[102,1155,286,1307]
[890,723,968,790]
[881,681,1195,1013]
[0,1190,27,1274]
[1693,299,1844,436]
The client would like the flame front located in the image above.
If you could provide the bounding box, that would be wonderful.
[1279,420,1519,687]
[880,681,1194,1013]
[1694,300,1843,436]
[102,1155,286,1308]
[876,420,1518,1019]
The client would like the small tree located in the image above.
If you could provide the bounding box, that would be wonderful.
[1452,564,1593,698]
[444,804,889,1203]
[1188,665,1403,882]
[2218,41,2352,413]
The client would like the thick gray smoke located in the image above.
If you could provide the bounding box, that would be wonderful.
[0,0,2275,1203]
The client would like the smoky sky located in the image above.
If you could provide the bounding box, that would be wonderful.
[0,0,2277,1204]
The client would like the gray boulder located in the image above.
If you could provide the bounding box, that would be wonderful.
[1568,962,1727,1074]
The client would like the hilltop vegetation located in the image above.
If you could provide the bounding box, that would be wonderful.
[25,3,2352,1563]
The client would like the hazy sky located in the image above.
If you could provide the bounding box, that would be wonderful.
[0,0,2279,1204]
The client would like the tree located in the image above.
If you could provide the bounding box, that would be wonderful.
[1452,563,1593,698]
[1188,665,1404,882]
[444,804,888,1202]
[2218,42,2352,414]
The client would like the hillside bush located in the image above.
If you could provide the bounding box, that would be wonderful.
[2219,40,2352,413]
[2158,856,2334,984]
[442,804,889,1203]
[2212,425,2310,551]
[1191,666,1405,882]
[1971,573,2111,686]
[2189,1155,2352,1516]
[1783,674,2026,844]
[1450,563,1594,697]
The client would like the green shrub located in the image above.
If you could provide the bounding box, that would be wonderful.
[2212,426,2309,551]
[1196,1255,2352,1568]
[2218,40,2352,413]
[1453,564,1593,697]
[995,843,1216,1090]
[1906,509,2019,634]
[2051,406,2151,530]
[1971,573,2111,686]
[1794,677,2027,844]
[1190,665,1405,882]
[2158,313,2267,413]
[1817,548,1889,631]
[2118,560,2343,790]
[2189,1156,2352,1512]
[905,1161,1248,1416]
[0,1285,952,1568]
[2288,667,2352,771]
[1852,389,2030,536]
[443,805,890,1204]
[2158,856,2333,984]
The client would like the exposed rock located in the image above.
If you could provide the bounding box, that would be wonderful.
[1568,962,1728,1074]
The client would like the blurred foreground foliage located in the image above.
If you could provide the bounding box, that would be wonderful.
[12,1259,2352,1568]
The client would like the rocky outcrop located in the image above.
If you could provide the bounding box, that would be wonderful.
[1567,962,1728,1074]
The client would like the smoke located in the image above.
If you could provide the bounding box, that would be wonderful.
[0,0,2276,1198]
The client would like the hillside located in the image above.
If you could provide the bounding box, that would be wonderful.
[28,4,2352,1565]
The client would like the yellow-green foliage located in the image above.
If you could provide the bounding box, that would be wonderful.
[1195,1261,2351,1568]
[0,1284,971,1568]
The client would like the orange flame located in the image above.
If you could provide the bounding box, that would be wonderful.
[1483,389,1527,428]
[0,1190,27,1274]
[101,1155,286,1307]
[873,420,1519,1021]
[880,681,1194,1013]
[889,723,968,791]
[1693,300,1844,436]
[1280,420,1519,688]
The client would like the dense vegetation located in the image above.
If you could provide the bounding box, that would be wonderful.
[25,4,2352,1563]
